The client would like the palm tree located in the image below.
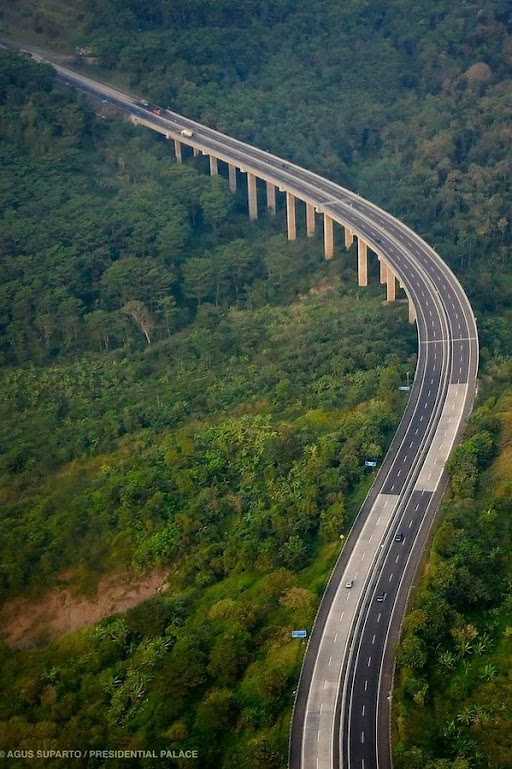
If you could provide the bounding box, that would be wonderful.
[480,663,497,682]
[439,650,456,669]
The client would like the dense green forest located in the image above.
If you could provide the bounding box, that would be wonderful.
[394,361,512,769]
[1,0,512,766]
[0,51,414,768]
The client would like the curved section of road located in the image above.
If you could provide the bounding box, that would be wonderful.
[14,46,478,769]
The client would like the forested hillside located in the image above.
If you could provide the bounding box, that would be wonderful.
[394,361,512,769]
[1,1,512,766]
[0,51,414,768]
[0,50,305,366]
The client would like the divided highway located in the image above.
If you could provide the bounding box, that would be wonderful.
[14,46,479,769]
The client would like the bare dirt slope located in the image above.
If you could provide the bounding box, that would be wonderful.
[0,569,168,648]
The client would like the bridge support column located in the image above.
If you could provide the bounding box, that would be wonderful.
[386,265,397,302]
[267,182,277,216]
[306,204,316,237]
[209,156,218,176]
[406,293,417,324]
[286,192,297,240]
[248,173,258,221]
[379,257,387,284]
[193,147,200,157]
[358,239,368,286]
[323,214,334,260]
[228,164,237,192]
[228,163,236,192]
[345,226,354,249]
[174,139,183,164]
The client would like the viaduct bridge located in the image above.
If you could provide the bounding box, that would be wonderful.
[131,113,414,318]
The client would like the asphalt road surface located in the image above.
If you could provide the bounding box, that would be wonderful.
[9,44,479,769]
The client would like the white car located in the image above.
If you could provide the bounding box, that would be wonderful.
[345,579,354,589]
[180,128,194,138]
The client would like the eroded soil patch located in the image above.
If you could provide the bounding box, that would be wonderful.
[0,570,167,648]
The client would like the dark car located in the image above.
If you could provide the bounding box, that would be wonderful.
[394,532,404,542]
[376,591,387,602]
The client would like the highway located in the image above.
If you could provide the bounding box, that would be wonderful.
[12,45,479,769]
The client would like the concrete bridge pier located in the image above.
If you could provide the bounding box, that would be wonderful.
[306,204,316,237]
[174,139,183,164]
[345,226,354,249]
[193,147,200,157]
[407,294,417,324]
[386,265,397,302]
[379,257,387,284]
[209,156,218,176]
[248,173,258,221]
[287,192,297,240]
[228,164,237,192]
[358,239,368,287]
[403,288,417,324]
[324,214,334,260]
[267,182,277,216]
